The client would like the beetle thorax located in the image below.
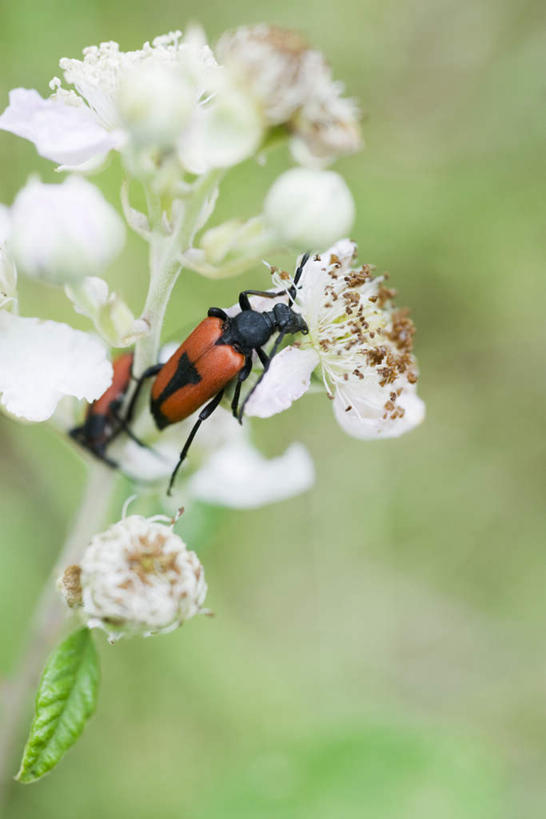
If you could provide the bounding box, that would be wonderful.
[230,309,274,352]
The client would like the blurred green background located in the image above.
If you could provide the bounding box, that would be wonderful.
[1,0,545,816]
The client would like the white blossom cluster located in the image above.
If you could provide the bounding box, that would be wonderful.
[0,25,425,641]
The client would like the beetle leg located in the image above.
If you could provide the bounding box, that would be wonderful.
[238,292,252,311]
[231,356,253,418]
[208,307,228,320]
[109,406,163,457]
[124,363,162,427]
[93,449,119,469]
[237,332,286,424]
[238,254,310,307]
[167,389,225,496]
[239,288,290,303]
[256,347,269,367]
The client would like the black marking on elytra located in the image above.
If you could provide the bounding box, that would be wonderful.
[151,352,202,429]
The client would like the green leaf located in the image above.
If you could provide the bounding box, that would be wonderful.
[16,627,100,783]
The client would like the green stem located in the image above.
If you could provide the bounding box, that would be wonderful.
[0,462,116,806]
[133,169,223,375]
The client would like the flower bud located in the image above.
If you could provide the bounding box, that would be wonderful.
[263,168,354,250]
[200,216,272,266]
[58,515,207,641]
[9,176,125,285]
[118,61,193,148]
[65,276,149,347]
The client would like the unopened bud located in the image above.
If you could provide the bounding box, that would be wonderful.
[65,276,148,347]
[9,176,125,285]
[263,168,354,250]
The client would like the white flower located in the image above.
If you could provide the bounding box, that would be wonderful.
[54,32,215,132]
[117,60,193,148]
[263,168,355,250]
[179,74,262,175]
[0,205,10,244]
[0,205,17,311]
[216,24,361,165]
[114,405,315,509]
[0,31,262,174]
[0,311,112,421]
[187,441,314,509]
[58,514,207,642]
[246,240,426,439]
[8,176,125,285]
[244,347,319,418]
[0,88,120,167]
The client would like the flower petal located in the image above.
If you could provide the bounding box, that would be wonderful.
[244,346,319,418]
[65,276,147,347]
[333,383,426,439]
[0,88,118,166]
[180,79,263,173]
[0,312,112,421]
[0,204,10,244]
[0,205,17,310]
[188,440,314,508]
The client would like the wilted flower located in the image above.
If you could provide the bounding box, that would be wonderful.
[263,168,355,250]
[6,176,125,285]
[58,514,207,641]
[216,24,361,165]
[0,311,112,422]
[246,239,425,439]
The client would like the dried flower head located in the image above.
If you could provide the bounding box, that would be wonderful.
[58,514,207,641]
[216,24,361,164]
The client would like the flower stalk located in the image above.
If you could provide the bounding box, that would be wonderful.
[134,169,223,374]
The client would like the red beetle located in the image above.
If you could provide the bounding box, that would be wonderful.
[70,352,135,466]
[125,254,310,493]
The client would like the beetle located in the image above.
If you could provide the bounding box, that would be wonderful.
[69,351,144,466]
[125,253,311,494]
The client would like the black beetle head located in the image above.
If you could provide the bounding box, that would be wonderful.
[272,303,309,335]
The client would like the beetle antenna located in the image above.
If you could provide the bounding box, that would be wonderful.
[287,252,310,301]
